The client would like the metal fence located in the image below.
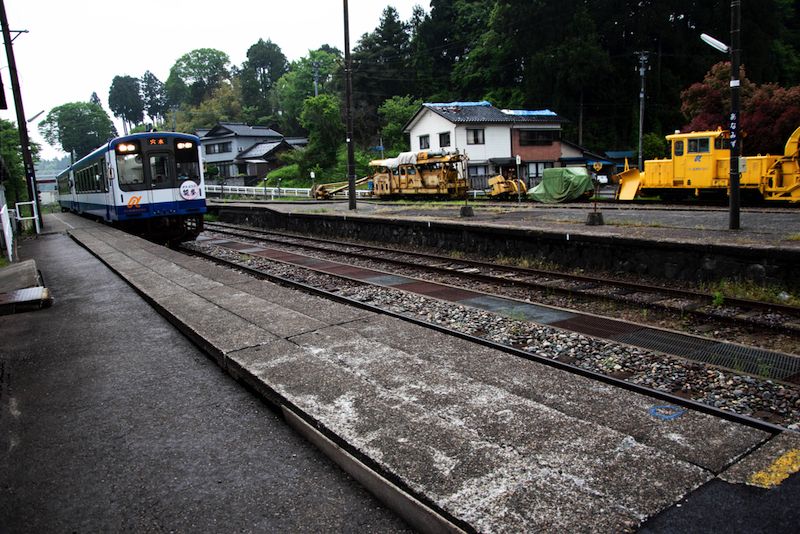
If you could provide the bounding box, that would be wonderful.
[1,204,14,262]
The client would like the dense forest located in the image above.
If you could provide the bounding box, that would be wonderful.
[27,0,800,186]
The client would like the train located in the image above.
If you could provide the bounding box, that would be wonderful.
[616,127,800,203]
[57,132,206,242]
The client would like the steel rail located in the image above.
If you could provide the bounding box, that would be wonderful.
[204,222,800,324]
[181,244,789,436]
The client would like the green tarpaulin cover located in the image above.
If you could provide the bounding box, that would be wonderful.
[528,167,593,203]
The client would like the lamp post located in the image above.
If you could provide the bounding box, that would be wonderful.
[700,0,741,230]
[343,0,356,210]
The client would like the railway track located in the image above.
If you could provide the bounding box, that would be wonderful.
[203,221,800,340]
[181,232,799,433]
[183,222,800,429]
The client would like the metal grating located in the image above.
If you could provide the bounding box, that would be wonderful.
[613,329,717,357]
[550,315,643,338]
[687,343,800,380]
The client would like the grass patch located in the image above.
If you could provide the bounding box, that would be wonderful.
[788,234,800,241]
[702,279,798,306]
[204,213,219,223]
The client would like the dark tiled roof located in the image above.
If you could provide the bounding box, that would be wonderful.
[236,140,291,160]
[423,101,566,124]
[202,122,283,139]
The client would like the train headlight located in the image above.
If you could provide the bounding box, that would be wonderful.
[177,142,194,150]
[118,143,137,152]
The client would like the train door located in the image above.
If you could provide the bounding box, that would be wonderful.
[672,139,686,184]
[145,152,175,215]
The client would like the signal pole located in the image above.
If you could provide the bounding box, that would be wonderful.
[343,0,356,210]
[635,51,649,171]
[0,0,43,229]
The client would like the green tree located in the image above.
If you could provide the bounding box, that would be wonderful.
[240,39,288,123]
[299,94,344,171]
[141,70,167,124]
[272,48,342,135]
[167,48,230,106]
[0,119,40,205]
[378,95,422,154]
[39,102,116,158]
[351,7,413,144]
[108,75,144,133]
[176,81,244,132]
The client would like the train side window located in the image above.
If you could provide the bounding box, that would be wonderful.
[715,137,730,150]
[674,140,684,156]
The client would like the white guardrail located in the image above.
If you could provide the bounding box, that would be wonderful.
[204,184,487,200]
[1,204,14,261]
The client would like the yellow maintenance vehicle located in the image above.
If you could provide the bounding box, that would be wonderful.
[369,150,468,199]
[311,176,371,200]
[486,174,528,198]
[616,126,800,203]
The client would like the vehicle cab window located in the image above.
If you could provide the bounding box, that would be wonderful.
[674,140,684,156]
[688,138,710,153]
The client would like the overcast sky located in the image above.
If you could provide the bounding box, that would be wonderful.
[1,0,428,159]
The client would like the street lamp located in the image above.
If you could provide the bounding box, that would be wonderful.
[700,0,742,230]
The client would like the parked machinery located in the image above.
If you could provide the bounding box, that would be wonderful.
[616,127,800,203]
[369,150,468,199]
[486,174,528,198]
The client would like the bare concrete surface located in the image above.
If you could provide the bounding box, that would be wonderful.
[0,260,39,293]
[0,223,410,532]
[58,216,798,532]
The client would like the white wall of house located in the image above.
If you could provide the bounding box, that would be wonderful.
[407,109,510,163]
[453,124,509,163]
[408,111,455,153]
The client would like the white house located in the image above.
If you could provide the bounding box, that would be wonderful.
[403,101,603,188]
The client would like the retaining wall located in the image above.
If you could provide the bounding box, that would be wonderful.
[213,205,800,290]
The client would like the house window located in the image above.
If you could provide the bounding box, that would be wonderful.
[519,129,560,146]
[468,165,488,178]
[527,162,554,181]
[466,129,485,145]
[205,142,232,155]
[419,135,430,150]
[439,132,451,148]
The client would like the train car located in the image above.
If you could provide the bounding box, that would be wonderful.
[369,149,468,199]
[616,127,800,203]
[57,132,206,242]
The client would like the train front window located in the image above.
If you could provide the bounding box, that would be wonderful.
[175,138,201,183]
[149,153,173,189]
[117,154,146,191]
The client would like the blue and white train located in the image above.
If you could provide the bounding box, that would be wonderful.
[57,132,206,242]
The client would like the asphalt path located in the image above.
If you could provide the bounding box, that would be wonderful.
[0,232,410,532]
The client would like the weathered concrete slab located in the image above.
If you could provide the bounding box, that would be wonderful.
[230,329,712,532]
[720,432,800,487]
[232,279,373,325]
[68,224,785,532]
[0,259,39,293]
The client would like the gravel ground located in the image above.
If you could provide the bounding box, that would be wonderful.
[185,237,800,429]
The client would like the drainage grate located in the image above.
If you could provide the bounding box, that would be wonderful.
[613,329,717,357]
[550,315,643,338]
[687,344,800,381]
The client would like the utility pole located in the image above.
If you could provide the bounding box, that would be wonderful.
[728,0,741,230]
[343,0,356,210]
[312,60,320,97]
[635,51,649,171]
[0,0,42,229]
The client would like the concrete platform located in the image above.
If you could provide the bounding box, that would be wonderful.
[62,216,800,532]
